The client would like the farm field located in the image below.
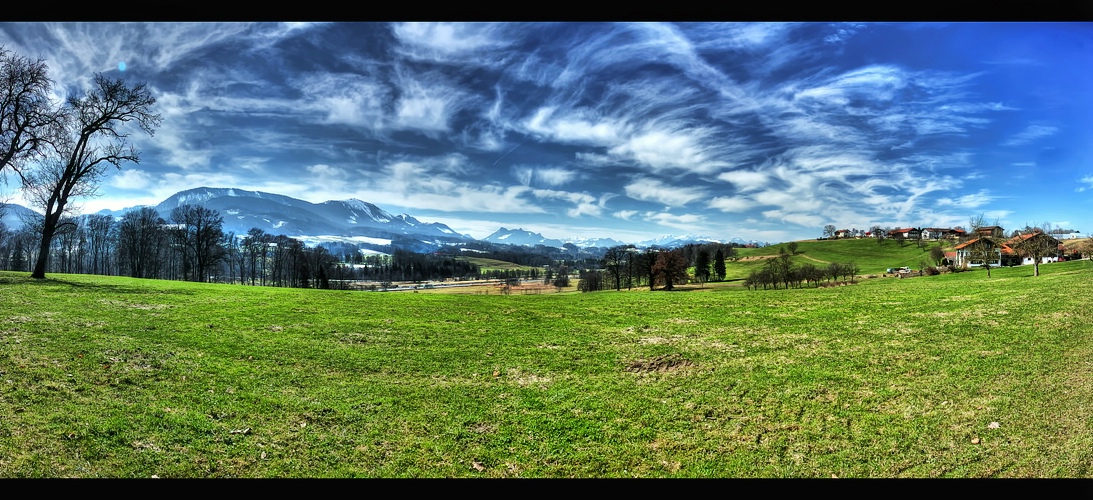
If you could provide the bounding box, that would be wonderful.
[455,256,540,273]
[2,261,1092,477]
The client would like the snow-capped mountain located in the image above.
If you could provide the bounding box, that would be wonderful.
[1,203,39,230]
[152,187,470,243]
[636,234,726,248]
[564,236,626,249]
[483,227,565,248]
[6,188,767,252]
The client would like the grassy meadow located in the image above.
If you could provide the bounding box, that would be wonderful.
[729,237,950,279]
[2,260,1093,477]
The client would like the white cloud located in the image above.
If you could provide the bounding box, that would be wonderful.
[529,189,613,218]
[608,127,727,174]
[1077,175,1093,193]
[524,107,626,146]
[717,170,769,192]
[623,178,708,207]
[391,23,511,63]
[761,209,826,228]
[708,196,756,213]
[645,211,706,232]
[936,189,995,209]
[355,159,546,215]
[109,169,155,190]
[1002,125,1059,146]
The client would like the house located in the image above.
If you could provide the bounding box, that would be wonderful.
[1001,232,1061,266]
[921,227,964,240]
[952,237,1009,268]
[953,232,1062,268]
[888,227,921,240]
[975,226,1005,238]
[834,229,852,239]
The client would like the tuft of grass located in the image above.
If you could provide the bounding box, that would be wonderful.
[1,260,1092,477]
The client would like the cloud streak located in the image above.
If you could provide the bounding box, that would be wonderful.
[1,22,1088,244]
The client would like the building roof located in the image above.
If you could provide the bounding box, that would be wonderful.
[953,237,1016,255]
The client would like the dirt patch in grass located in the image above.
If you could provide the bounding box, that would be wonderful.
[505,368,553,387]
[638,336,682,345]
[98,299,171,310]
[665,318,699,325]
[625,353,695,373]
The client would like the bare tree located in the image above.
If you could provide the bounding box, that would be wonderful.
[871,225,885,245]
[603,245,627,291]
[968,214,986,232]
[1011,223,1060,277]
[964,237,999,277]
[822,224,836,239]
[117,206,164,279]
[0,46,54,178]
[170,205,224,282]
[23,75,159,279]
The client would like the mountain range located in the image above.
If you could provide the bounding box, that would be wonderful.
[4,187,769,250]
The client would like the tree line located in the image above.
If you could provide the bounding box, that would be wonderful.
[0,204,505,289]
[575,242,739,292]
[742,246,860,291]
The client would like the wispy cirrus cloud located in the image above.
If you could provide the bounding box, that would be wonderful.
[512,166,578,187]
[936,189,996,209]
[1002,125,1058,146]
[4,22,1086,243]
[623,178,708,207]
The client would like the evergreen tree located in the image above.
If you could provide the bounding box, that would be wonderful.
[713,248,726,281]
[694,249,711,283]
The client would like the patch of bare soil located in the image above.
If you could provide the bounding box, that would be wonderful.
[737,255,776,261]
[625,353,695,373]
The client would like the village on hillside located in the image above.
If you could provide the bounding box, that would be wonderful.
[821,224,1088,269]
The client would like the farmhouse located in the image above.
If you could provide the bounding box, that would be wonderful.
[888,227,921,240]
[1002,232,1062,266]
[953,232,1063,268]
[975,226,1005,238]
[952,238,1007,268]
[921,227,965,240]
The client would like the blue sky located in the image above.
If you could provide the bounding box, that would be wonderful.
[1,22,1091,243]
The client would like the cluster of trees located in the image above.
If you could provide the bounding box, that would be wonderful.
[577,242,738,293]
[743,246,859,291]
[0,199,513,288]
[0,204,351,288]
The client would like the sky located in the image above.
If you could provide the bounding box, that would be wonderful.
[1,22,1091,244]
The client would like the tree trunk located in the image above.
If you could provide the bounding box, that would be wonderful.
[30,215,58,279]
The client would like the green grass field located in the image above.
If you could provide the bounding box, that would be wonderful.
[731,238,950,278]
[2,261,1092,477]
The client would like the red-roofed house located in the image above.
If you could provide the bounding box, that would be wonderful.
[888,228,921,240]
[953,237,1011,268]
[1003,232,1061,266]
